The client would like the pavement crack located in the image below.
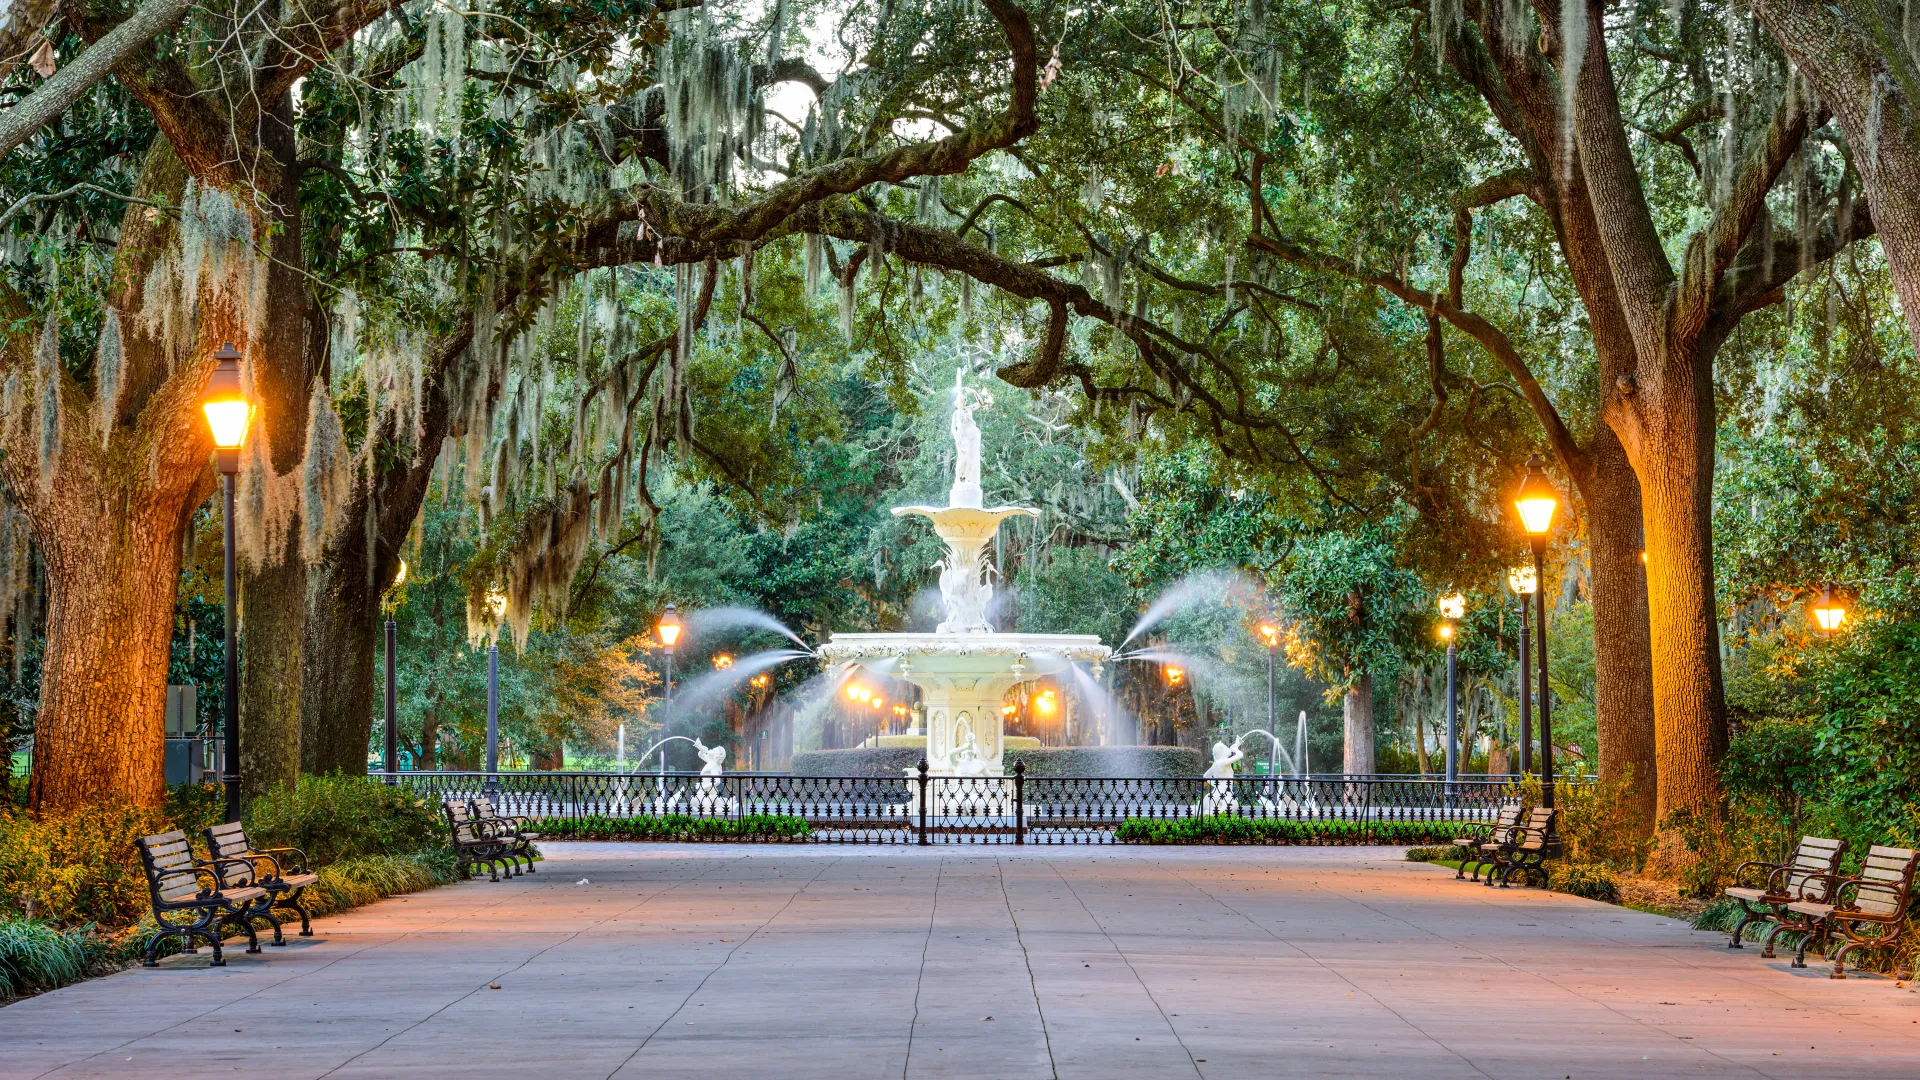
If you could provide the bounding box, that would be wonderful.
[996,856,1059,1080]
[902,856,945,1080]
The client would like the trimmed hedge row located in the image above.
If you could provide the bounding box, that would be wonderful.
[537,813,813,841]
[1112,816,1473,845]
[791,746,1207,778]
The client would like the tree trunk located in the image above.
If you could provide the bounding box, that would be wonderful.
[1342,673,1374,775]
[7,140,242,813]
[420,708,438,771]
[1751,0,1920,356]
[1623,342,1728,824]
[1582,431,1658,830]
[28,504,187,812]
[300,555,379,775]
[1413,670,1433,775]
[236,91,312,797]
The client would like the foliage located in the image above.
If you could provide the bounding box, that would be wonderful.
[1003,746,1206,778]
[0,799,168,927]
[242,775,443,865]
[1403,845,1456,862]
[790,747,924,778]
[0,916,94,1000]
[1548,863,1622,904]
[535,814,810,841]
[1503,774,1649,870]
[1112,816,1471,845]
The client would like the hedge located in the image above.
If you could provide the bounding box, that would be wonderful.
[536,814,813,841]
[1111,816,1474,845]
[792,745,1207,779]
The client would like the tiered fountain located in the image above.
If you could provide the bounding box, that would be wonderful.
[816,371,1110,782]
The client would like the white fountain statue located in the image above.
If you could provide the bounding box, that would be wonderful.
[816,368,1111,784]
[1198,740,1246,815]
[688,738,737,814]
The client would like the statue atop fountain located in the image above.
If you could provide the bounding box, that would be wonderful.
[817,366,1110,780]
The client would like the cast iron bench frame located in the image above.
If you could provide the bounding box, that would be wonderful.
[1789,845,1920,979]
[1721,835,1847,956]
[203,821,320,943]
[134,830,265,967]
[470,797,539,876]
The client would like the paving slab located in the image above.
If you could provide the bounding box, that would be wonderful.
[3,843,1917,1079]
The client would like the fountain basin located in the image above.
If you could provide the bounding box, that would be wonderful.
[819,632,1110,776]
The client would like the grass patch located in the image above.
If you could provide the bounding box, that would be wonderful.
[1111,817,1474,845]
[537,814,813,842]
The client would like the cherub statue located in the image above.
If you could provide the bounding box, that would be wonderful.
[1199,739,1246,814]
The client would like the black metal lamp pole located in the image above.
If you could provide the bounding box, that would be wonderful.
[1515,455,1561,813]
[1444,632,1458,784]
[219,466,239,822]
[383,613,398,780]
[1517,590,1532,776]
[201,342,248,825]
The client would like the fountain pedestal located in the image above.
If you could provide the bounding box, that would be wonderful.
[817,632,1109,776]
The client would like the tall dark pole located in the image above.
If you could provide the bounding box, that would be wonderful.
[485,640,500,777]
[383,616,398,780]
[1265,644,1277,778]
[1534,540,1555,811]
[661,646,673,784]
[1517,591,1533,777]
[1444,635,1458,784]
[220,470,240,824]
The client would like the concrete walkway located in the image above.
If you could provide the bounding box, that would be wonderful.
[4,844,1917,1079]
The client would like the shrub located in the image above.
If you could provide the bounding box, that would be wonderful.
[1112,816,1471,845]
[0,800,168,926]
[1505,770,1653,871]
[791,747,923,778]
[0,916,95,1000]
[243,774,441,864]
[1550,862,1621,903]
[1404,845,1457,862]
[1005,746,1206,778]
[536,814,812,841]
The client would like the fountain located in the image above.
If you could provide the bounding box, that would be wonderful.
[816,369,1110,780]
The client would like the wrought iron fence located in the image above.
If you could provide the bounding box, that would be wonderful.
[394,766,1523,846]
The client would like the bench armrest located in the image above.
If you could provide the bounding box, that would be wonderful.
[1731,859,1781,891]
[151,865,222,893]
[255,845,310,873]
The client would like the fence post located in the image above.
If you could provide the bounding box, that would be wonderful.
[1013,761,1026,845]
[917,759,930,846]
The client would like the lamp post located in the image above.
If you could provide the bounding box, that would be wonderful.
[656,604,681,781]
[201,343,250,824]
[381,559,407,782]
[1515,455,1562,811]
[1257,623,1280,778]
[1507,565,1537,776]
[1811,587,1848,636]
[484,587,506,790]
[1437,591,1465,784]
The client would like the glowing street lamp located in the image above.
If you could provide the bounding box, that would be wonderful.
[713,653,734,670]
[1811,588,1848,635]
[1164,664,1185,687]
[1515,455,1562,812]
[1507,565,1538,776]
[1035,690,1057,716]
[1437,591,1465,784]
[202,342,249,823]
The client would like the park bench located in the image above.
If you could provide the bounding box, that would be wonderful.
[203,821,320,943]
[444,798,513,881]
[1453,804,1523,882]
[471,797,540,875]
[133,830,264,967]
[1478,806,1559,888]
[1721,835,1847,956]
[1789,845,1920,979]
